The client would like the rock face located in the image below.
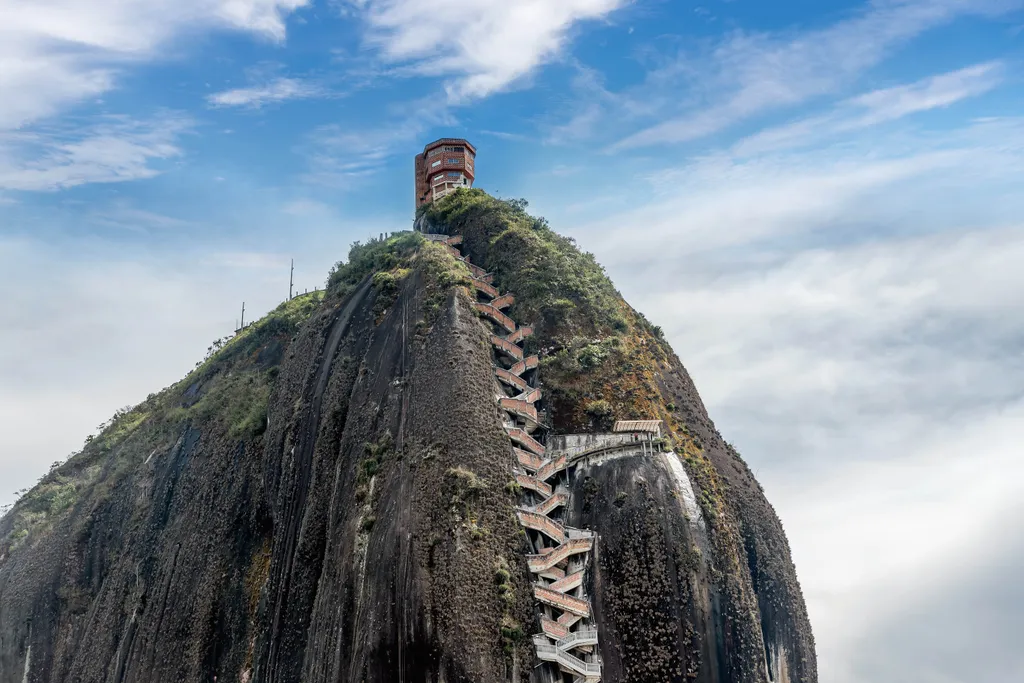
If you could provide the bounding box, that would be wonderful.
[0,191,816,683]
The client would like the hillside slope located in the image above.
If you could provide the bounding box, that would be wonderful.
[0,190,815,683]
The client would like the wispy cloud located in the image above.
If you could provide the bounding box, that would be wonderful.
[0,114,192,191]
[87,202,195,232]
[0,236,288,505]
[0,1,310,131]
[0,220,367,507]
[208,77,324,108]
[573,117,1024,267]
[478,130,531,141]
[203,251,292,269]
[544,63,615,145]
[300,97,455,187]
[638,227,1024,683]
[560,109,1024,683]
[612,0,1022,149]
[851,61,1004,123]
[341,0,628,102]
[733,61,1005,156]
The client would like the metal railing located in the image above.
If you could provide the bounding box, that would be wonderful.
[534,642,601,675]
[556,629,599,650]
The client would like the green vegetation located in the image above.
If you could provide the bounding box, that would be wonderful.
[447,466,487,497]
[326,231,470,329]
[360,434,393,483]
[89,405,150,451]
[418,240,472,325]
[421,190,624,337]
[159,293,326,441]
[326,232,423,299]
[136,290,328,447]
[584,398,613,416]
[2,475,80,551]
[494,557,524,654]
[2,291,326,556]
[1,398,158,552]
[446,467,489,541]
[371,268,409,319]
[681,446,725,525]
[196,291,325,373]
[2,228,472,557]
[421,189,670,431]
[355,433,393,504]
[577,338,617,369]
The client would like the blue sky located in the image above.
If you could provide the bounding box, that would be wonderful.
[2,1,1024,682]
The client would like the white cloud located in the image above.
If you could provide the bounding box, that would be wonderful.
[851,61,1004,124]
[578,118,1024,267]
[543,63,615,144]
[204,251,293,269]
[300,97,455,186]
[734,62,1005,156]
[208,77,323,108]
[562,112,1024,683]
[0,227,354,508]
[612,0,1022,149]
[641,228,1024,683]
[0,0,310,130]
[343,0,627,101]
[0,238,237,505]
[88,203,195,232]
[0,114,191,191]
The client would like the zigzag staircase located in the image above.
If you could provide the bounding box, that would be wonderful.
[428,232,602,682]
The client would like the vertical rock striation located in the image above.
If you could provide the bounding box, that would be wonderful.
[1,191,815,683]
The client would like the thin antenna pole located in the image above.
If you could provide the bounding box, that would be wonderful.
[241,302,245,329]
[289,259,294,301]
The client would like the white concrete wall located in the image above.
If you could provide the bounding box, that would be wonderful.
[549,432,641,457]
[662,451,707,535]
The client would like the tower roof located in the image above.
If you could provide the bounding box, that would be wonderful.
[613,420,663,433]
[423,138,476,155]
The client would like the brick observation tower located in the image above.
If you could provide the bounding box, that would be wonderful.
[414,138,476,209]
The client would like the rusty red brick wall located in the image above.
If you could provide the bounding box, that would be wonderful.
[415,138,476,209]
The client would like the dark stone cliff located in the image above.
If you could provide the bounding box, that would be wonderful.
[0,191,816,683]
